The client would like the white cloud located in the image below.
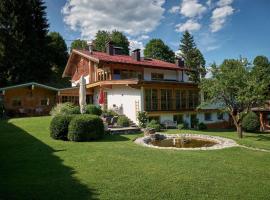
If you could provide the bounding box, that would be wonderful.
[129,39,145,54]
[217,0,233,7]
[175,19,201,32]
[206,0,212,7]
[136,35,150,41]
[210,5,234,32]
[62,0,165,39]
[169,6,180,14]
[180,0,207,18]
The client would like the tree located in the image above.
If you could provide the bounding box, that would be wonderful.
[179,31,205,82]
[252,56,270,83]
[47,32,69,87]
[0,0,51,86]
[144,39,175,63]
[93,30,129,55]
[200,59,269,138]
[93,30,110,52]
[70,39,88,50]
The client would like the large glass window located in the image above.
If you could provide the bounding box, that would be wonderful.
[175,90,181,110]
[205,113,212,121]
[145,89,158,111]
[161,89,172,110]
[174,114,183,124]
[217,112,224,120]
[181,91,187,109]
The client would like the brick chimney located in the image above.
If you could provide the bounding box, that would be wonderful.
[132,49,141,61]
[175,57,184,67]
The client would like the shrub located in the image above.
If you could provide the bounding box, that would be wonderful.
[147,120,161,132]
[242,112,260,132]
[177,124,184,130]
[102,109,118,117]
[50,115,74,140]
[85,104,102,116]
[137,111,148,128]
[50,103,80,116]
[198,122,207,130]
[68,114,104,141]
[117,116,130,127]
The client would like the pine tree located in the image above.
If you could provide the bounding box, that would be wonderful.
[0,0,50,86]
[179,31,205,82]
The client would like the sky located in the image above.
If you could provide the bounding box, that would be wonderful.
[45,0,270,65]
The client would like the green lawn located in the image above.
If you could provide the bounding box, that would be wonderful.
[1,117,270,200]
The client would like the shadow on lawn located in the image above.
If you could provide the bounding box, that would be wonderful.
[99,134,130,142]
[0,120,98,200]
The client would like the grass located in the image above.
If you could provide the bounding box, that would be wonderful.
[0,117,270,200]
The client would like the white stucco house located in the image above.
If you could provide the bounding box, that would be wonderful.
[61,42,230,129]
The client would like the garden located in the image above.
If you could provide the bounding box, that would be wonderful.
[1,112,270,199]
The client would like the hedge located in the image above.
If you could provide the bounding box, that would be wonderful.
[68,114,104,142]
[50,115,74,140]
[242,112,260,132]
[147,120,161,132]
[85,104,102,116]
[117,116,130,127]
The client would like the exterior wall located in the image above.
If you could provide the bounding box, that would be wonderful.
[144,68,178,81]
[72,75,90,87]
[144,68,189,82]
[3,87,57,116]
[93,85,141,123]
[71,57,91,85]
[157,112,230,129]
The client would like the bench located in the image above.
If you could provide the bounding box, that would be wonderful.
[162,120,177,129]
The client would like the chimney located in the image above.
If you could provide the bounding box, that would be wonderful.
[132,49,141,61]
[87,42,94,54]
[175,57,184,67]
[106,41,114,55]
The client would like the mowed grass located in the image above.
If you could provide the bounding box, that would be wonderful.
[1,117,270,200]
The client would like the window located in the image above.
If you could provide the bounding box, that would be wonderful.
[160,89,172,110]
[204,113,212,121]
[188,90,199,109]
[145,89,158,111]
[174,114,183,124]
[148,116,160,123]
[181,91,187,109]
[113,69,121,80]
[151,73,164,81]
[61,96,79,105]
[40,98,49,106]
[12,98,21,106]
[217,112,224,120]
[175,90,181,110]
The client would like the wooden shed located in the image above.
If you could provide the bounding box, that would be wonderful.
[0,82,58,117]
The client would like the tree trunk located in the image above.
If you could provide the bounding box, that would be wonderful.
[236,124,243,138]
[231,113,243,138]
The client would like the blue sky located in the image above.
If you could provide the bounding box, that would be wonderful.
[45,0,270,65]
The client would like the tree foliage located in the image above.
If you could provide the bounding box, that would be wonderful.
[179,31,206,83]
[144,39,175,63]
[47,32,69,87]
[200,58,269,138]
[70,39,88,50]
[93,30,129,55]
[0,0,50,86]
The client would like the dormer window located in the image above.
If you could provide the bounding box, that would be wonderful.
[151,73,164,81]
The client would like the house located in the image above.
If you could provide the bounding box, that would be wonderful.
[0,82,92,117]
[0,82,58,116]
[252,100,270,132]
[62,42,230,128]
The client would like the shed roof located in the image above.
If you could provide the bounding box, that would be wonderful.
[0,82,59,92]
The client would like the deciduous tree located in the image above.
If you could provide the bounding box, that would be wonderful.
[144,39,175,63]
[200,59,269,138]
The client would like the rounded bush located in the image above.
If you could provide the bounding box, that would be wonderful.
[198,122,207,130]
[242,112,260,132]
[117,116,130,127]
[85,104,102,116]
[68,114,104,142]
[50,115,74,140]
[147,120,161,132]
[177,124,184,130]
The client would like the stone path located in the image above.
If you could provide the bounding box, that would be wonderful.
[239,145,270,153]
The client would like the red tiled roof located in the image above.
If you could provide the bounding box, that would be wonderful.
[75,50,192,71]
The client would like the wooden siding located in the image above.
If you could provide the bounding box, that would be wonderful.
[3,86,57,116]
